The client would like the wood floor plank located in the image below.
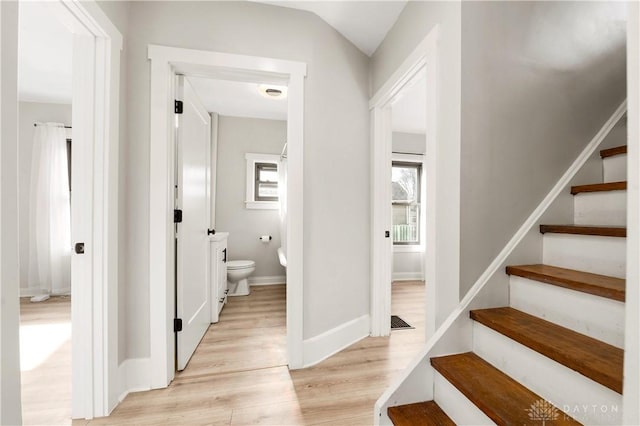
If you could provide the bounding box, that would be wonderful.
[19,296,72,426]
[388,401,454,426]
[470,307,623,393]
[76,282,427,425]
[506,264,626,302]
[431,352,581,425]
[539,224,626,238]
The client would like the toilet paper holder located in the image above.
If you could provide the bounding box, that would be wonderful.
[259,235,273,242]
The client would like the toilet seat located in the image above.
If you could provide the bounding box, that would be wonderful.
[227,260,255,270]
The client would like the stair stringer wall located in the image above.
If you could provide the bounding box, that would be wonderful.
[374,101,627,425]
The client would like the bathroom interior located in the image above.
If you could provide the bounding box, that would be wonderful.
[187,75,288,297]
[174,74,290,375]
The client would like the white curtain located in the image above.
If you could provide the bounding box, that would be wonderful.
[28,123,71,296]
[278,156,288,260]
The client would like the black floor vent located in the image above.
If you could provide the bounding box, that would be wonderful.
[391,315,414,330]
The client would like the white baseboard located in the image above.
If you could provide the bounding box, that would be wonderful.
[249,275,286,285]
[303,314,370,368]
[19,287,71,298]
[392,272,424,281]
[117,358,151,405]
[20,288,43,298]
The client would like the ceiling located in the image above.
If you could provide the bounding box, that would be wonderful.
[18,1,73,104]
[391,70,426,135]
[17,1,406,105]
[257,1,407,56]
[187,77,288,121]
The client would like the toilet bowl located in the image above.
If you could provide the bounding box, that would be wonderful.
[226,260,255,296]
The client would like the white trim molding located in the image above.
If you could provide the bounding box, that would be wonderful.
[148,44,307,389]
[302,315,370,368]
[249,275,286,285]
[117,358,152,404]
[393,245,424,253]
[393,272,424,282]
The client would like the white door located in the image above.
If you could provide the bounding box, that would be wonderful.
[175,76,212,371]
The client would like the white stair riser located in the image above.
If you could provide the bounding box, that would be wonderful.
[433,371,495,425]
[543,234,626,278]
[509,276,625,348]
[603,155,627,183]
[473,323,622,426]
[574,191,626,226]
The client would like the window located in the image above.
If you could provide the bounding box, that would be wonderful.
[245,153,280,209]
[255,162,278,201]
[392,161,421,245]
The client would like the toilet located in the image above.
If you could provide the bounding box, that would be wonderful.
[226,260,255,296]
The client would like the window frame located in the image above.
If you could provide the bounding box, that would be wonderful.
[245,153,280,210]
[254,162,279,202]
[391,153,425,252]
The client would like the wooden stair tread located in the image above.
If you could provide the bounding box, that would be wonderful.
[431,352,581,425]
[506,264,625,302]
[600,145,627,158]
[470,307,623,393]
[571,181,626,195]
[388,401,454,426]
[540,224,626,238]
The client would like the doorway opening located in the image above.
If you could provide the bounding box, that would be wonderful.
[147,45,306,388]
[173,74,289,374]
[389,69,427,335]
[17,3,72,424]
[9,0,122,421]
[370,26,460,341]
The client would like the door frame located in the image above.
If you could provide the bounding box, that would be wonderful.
[147,45,307,388]
[46,1,123,418]
[369,25,460,339]
[0,0,122,420]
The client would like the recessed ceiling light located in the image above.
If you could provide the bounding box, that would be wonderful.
[258,84,287,100]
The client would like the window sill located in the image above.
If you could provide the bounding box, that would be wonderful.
[393,245,424,253]
[245,201,279,210]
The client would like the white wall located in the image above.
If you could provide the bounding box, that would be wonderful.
[216,116,286,279]
[122,1,370,359]
[17,101,72,293]
[392,131,425,155]
[372,1,626,304]
[392,132,425,280]
[0,1,23,423]
[458,1,626,295]
[623,2,640,422]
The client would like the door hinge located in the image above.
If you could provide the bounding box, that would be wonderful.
[174,100,184,114]
[174,209,183,223]
[385,230,390,238]
[174,318,183,333]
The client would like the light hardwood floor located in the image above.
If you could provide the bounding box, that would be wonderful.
[23,282,425,425]
[19,296,72,426]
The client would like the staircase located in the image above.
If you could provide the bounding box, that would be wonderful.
[388,145,627,425]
